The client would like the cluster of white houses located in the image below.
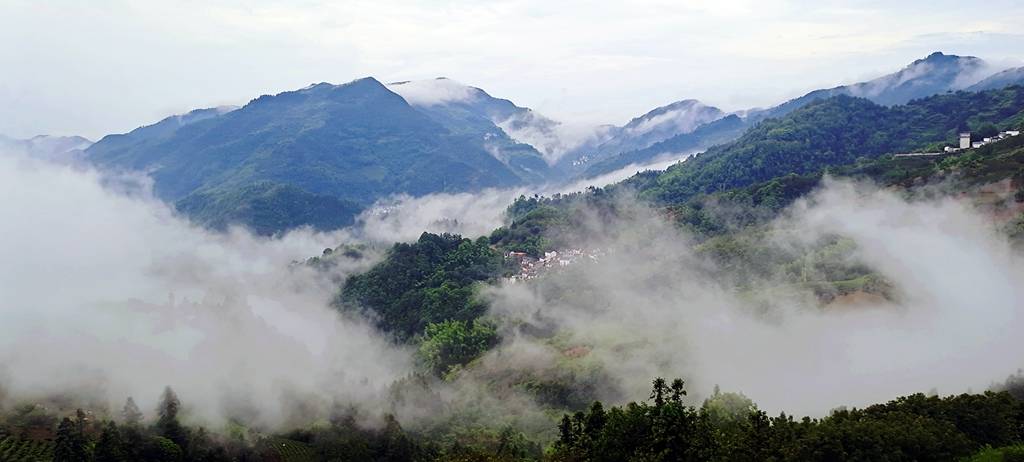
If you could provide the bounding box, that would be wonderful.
[894,130,1021,158]
[950,130,1021,151]
[505,248,603,282]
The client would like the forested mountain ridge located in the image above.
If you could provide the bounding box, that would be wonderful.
[632,86,1024,205]
[85,77,550,234]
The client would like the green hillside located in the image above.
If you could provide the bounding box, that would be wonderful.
[86,77,552,235]
[634,86,1024,204]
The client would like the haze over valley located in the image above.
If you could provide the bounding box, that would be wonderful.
[4,2,1024,461]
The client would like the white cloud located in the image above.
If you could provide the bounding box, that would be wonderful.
[483,179,1024,416]
[3,1,1024,138]
[0,150,412,427]
[386,78,480,106]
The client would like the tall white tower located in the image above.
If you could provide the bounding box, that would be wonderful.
[960,132,971,149]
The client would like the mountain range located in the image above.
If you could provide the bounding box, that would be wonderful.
[574,52,1012,178]
[13,51,1024,235]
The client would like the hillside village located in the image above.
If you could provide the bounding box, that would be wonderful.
[505,248,605,282]
[894,129,1021,157]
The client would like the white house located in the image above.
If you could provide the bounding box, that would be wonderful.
[960,132,972,149]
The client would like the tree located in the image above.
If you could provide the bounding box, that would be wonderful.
[976,123,1000,139]
[650,377,668,409]
[95,421,127,462]
[157,386,188,449]
[417,319,498,377]
[122,396,143,426]
[53,417,88,462]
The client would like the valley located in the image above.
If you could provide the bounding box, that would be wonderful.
[4,44,1024,461]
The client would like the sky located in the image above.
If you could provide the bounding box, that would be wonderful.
[3,0,1024,140]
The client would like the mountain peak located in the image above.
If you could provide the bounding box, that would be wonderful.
[623,99,723,135]
[910,51,980,66]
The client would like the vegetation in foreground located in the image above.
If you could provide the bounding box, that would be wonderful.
[3,375,1024,461]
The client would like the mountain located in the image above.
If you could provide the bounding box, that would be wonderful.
[595,100,725,155]
[579,115,747,178]
[756,52,987,120]
[555,99,726,176]
[386,77,555,182]
[86,77,549,234]
[630,86,1024,205]
[578,52,993,179]
[968,66,1024,92]
[0,134,93,162]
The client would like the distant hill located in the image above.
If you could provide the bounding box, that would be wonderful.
[968,66,1024,92]
[630,86,1024,204]
[0,134,92,162]
[86,77,551,234]
[584,99,725,159]
[580,114,747,178]
[557,99,726,175]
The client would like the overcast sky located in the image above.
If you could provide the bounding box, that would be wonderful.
[3,0,1024,140]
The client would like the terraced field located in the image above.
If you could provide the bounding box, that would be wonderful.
[0,437,53,462]
[265,437,318,462]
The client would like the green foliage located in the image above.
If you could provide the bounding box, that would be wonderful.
[338,232,503,340]
[53,416,88,462]
[418,319,499,377]
[553,379,1024,462]
[637,87,1024,205]
[94,421,127,462]
[303,413,429,462]
[490,189,621,257]
[140,435,183,462]
[175,181,361,236]
[967,445,1024,462]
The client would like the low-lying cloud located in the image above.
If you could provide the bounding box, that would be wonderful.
[0,151,412,428]
[4,143,1022,431]
[482,179,1024,416]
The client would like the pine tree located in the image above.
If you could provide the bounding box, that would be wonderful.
[95,421,127,462]
[157,386,188,449]
[54,417,88,462]
[670,378,687,405]
[650,377,668,409]
[122,397,142,426]
[557,414,575,449]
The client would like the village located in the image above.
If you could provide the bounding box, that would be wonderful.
[893,129,1021,157]
[504,247,605,282]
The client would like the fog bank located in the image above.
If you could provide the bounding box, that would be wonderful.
[0,152,412,427]
[483,180,1024,416]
